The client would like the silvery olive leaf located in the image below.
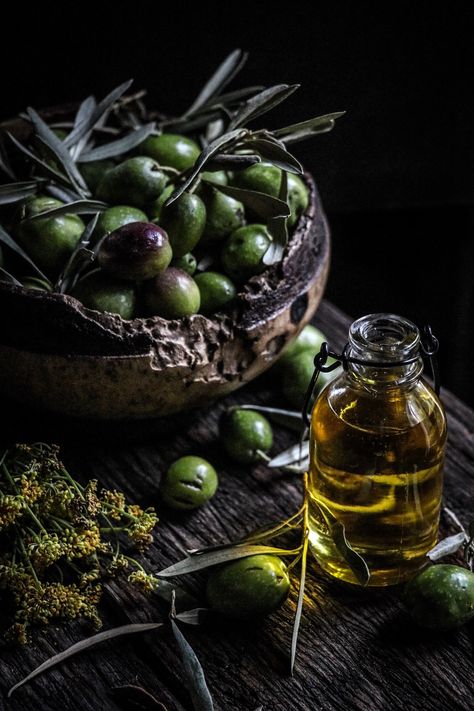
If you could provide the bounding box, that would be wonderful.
[58,213,100,293]
[64,79,134,148]
[229,84,300,130]
[185,48,248,117]
[175,608,209,626]
[204,85,265,110]
[46,184,83,203]
[29,200,107,220]
[0,180,39,205]
[0,224,48,281]
[6,131,75,188]
[241,137,303,174]
[7,622,164,698]
[213,183,289,220]
[77,122,156,162]
[263,170,289,265]
[274,111,346,144]
[165,129,246,205]
[204,153,261,170]
[170,618,214,711]
[269,441,310,469]
[26,108,89,195]
[426,532,467,561]
[0,136,15,179]
[0,267,22,285]
[156,544,301,578]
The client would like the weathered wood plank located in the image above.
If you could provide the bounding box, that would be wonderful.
[1,301,473,711]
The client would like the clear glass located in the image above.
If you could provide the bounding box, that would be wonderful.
[308,313,447,586]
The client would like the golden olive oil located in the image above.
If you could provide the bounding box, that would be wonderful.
[308,315,447,586]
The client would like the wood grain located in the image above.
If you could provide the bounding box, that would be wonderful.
[1,300,473,711]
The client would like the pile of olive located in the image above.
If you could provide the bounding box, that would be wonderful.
[12,133,309,321]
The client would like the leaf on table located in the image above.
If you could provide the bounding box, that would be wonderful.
[0,224,48,281]
[175,608,209,626]
[427,532,467,561]
[269,441,310,468]
[7,622,164,698]
[236,404,303,432]
[77,122,156,162]
[157,544,301,577]
[170,616,214,711]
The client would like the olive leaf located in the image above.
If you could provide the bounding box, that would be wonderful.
[157,544,301,578]
[0,180,39,205]
[175,608,209,626]
[212,183,290,220]
[7,622,164,698]
[203,86,265,110]
[0,266,22,285]
[240,137,303,174]
[165,129,246,205]
[426,532,467,561]
[0,224,48,281]
[0,135,15,179]
[269,441,310,469]
[77,122,156,162]
[6,131,78,190]
[204,153,261,170]
[57,212,100,294]
[26,108,89,196]
[237,404,303,432]
[185,48,248,117]
[316,499,370,586]
[46,184,84,203]
[29,199,107,220]
[64,79,134,149]
[170,618,214,711]
[263,170,289,265]
[229,84,300,130]
[274,111,346,144]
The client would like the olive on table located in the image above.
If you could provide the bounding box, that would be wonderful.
[171,253,197,276]
[201,187,245,243]
[98,222,172,281]
[160,456,218,510]
[206,554,290,620]
[93,206,148,244]
[96,156,167,208]
[194,271,236,314]
[139,133,200,172]
[221,224,271,282]
[278,325,329,368]
[282,349,335,409]
[159,192,206,258]
[143,267,200,319]
[403,564,474,631]
[71,269,136,319]
[16,196,84,276]
[220,408,273,463]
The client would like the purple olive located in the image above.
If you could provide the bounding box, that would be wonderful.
[98,222,172,281]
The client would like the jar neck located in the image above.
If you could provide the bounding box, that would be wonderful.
[346,313,424,390]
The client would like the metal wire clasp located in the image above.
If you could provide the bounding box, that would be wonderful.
[301,323,441,427]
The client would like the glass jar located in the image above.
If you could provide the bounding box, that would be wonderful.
[308,313,447,586]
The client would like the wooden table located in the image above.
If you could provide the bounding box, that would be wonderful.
[2,301,473,711]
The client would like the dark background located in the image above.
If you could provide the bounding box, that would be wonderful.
[1,2,473,403]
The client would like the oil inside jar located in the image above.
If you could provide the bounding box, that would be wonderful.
[308,314,447,586]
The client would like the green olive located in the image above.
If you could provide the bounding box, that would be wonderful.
[287,173,309,228]
[194,271,236,314]
[159,192,206,258]
[93,205,148,244]
[206,554,290,620]
[96,156,167,208]
[148,184,174,222]
[143,267,200,319]
[160,456,218,510]
[201,187,245,243]
[80,159,115,193]
[98,222,172,281]
[282,349,336,409]
[231,162,281,197]
[278,325,329,368]
[199,170,228,187]
[221,224,271,282]
[220,408,273,463]
[139,133,200,172]
[71,269,136,319]
[16,196,84,276]
[403,564,474,631]
[171,253,197,276]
